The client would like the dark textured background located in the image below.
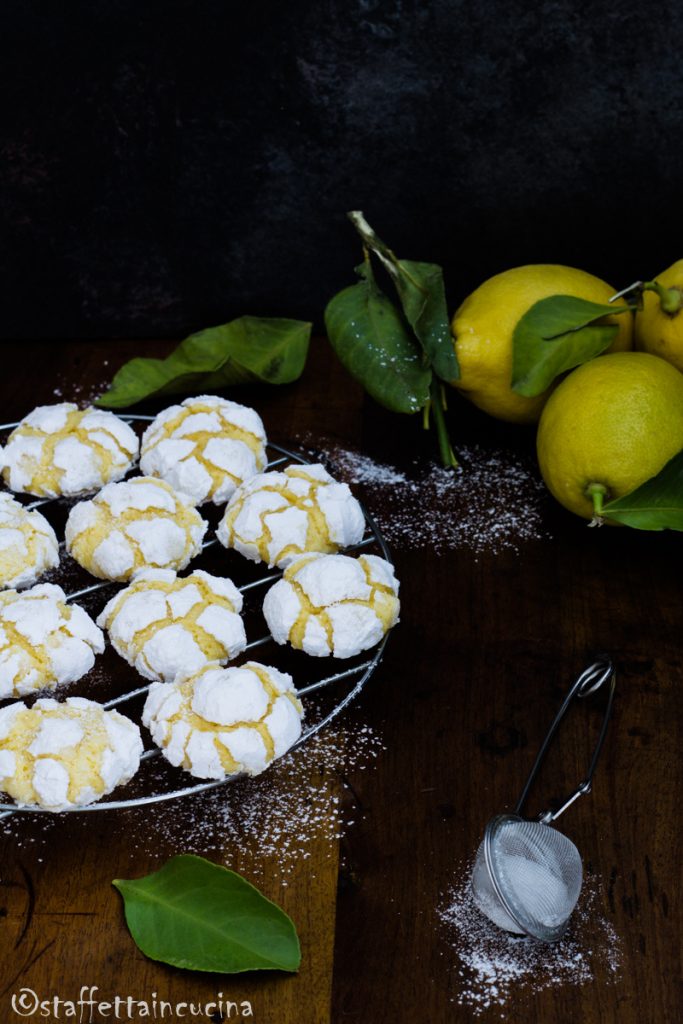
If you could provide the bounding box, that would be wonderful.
[1,0,681,338]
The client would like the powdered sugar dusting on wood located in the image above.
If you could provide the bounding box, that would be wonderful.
[299,439,551,555]
[117,719,385,879]
[438,864,622,1015]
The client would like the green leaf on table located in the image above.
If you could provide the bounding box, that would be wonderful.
[511,295,632,397]
[391,259,460,384]
[95,316,312,408]
[602,448,683,530]
[324,260,432,414]
[113,854,301,973]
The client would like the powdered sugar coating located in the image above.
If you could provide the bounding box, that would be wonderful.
[140,395,267,505]
[65,477,207,581]
[0,492,59,589]
[217,463,365,568]
[142,661,303,779]
[97,568,246,682]
[0,696,142,810]
[263,552,400,658]
[0,583,104,699]
[1,403,139,497]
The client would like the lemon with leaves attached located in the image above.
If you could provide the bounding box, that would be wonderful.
[451,264,633,423]
[634,260,683,373]
[537,352,683,521]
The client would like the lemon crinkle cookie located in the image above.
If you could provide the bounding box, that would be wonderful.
[0,492,59,589]
[0,583,104,699]
[0,697,142,810]
[217,463,365,568]
[97,568,246,682]
[139,395,267,505]
[1,403,139,497]
[263,552,400,658]
[65,477,207,581]
[142,661,303,779]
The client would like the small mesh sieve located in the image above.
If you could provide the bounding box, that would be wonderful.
[471,658,615,942]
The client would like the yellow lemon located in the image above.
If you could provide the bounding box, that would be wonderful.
[451,264,633,424]
[634,259,683,372]
[537,352,683,520]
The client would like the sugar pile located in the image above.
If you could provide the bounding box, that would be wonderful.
[439,864,621,1016]
[302,440,551,555]
[118,720,384,878]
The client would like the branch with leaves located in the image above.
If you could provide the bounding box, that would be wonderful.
[325,212,460,468]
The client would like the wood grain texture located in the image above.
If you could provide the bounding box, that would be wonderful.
[0,339,681,1024]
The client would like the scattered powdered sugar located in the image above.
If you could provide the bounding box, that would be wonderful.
[301,439,551,555]
[118,719,384,878]
[438,864,621,1016]
[330,449,409,487]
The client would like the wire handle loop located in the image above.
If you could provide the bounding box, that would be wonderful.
[514,657,616,825]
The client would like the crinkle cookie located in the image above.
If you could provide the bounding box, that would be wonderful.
[97,568,246,682]
[1,403,139,497]
[142,661,303,779]
[217,463,365,568]
[0,492,59,589]
[0,583,104,699]
[263,552,400,658]
[139,395,267,505]
[0,696,142,810]
[65,477,207,581]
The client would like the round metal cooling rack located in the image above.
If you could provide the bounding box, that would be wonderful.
[0,414,394,816]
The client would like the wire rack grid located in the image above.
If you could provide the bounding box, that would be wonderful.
[0,414,394,817]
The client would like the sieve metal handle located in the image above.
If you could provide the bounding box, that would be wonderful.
[514,657,616,825]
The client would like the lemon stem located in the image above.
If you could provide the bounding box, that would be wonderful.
[429,378,458,469]
[586,482,608,518]
[642,280,683,315]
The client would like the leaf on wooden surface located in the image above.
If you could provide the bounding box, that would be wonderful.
[113,854,301,973]
[96,317,312,408]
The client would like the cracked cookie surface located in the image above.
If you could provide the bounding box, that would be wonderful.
[217,462,365,568]
[0,492,60,589]
[0,582,104,698]
[142,661,303,779]
[65,477,207,581]
[140,395,267,505]
[263,552,400,658]
[0,696,142,810]
[1,403,139,497]
[98,568,246,682]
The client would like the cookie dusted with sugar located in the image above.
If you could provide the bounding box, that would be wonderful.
[97,568,246,682]
[263,552,400,658]
[217,463,365,568]
[139,395,267,505]
[1,403,139,498]
[65,477,207,581]
[0,583,104,699]
[0,697,142,810]
[142,661,303,779]
[0,492,59,589]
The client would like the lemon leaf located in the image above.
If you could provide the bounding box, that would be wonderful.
[324,260,432,414]
[602,449,683,530]
[391,259,460,383]
[512,295,632,397]
[113,854,301,973]
[345,212,459,383]
[95,316,311,408]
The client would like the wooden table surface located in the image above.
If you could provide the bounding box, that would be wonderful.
[0,338,680,1023]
